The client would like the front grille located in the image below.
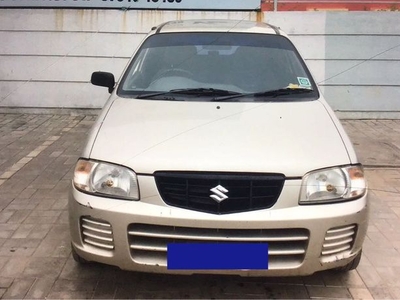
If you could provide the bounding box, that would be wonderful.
[154,172,285,214]
[128,224,309,269]
[80,217,114,250]
[321,224,357,256]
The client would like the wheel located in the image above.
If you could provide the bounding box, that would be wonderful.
[71,244,89,264]
[335,250,362,272]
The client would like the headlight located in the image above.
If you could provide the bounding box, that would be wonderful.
[299,165,366,204]
[73,159,139,200]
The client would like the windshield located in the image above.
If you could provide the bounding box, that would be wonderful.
[118,32,319,101]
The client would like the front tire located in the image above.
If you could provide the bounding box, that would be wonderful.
[71,244,89,264]
[335,250,362,272]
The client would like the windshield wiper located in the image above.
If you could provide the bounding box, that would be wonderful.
[135,91,176,100]
[136,88,241,99]
[254,87,314,97]
[169,88,242,97]
[212,87,314,102]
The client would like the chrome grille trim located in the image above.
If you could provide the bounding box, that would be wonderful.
[80,217,115,250]
[82,217,111,227]
[82,230,113,242]
[322,245,352,256]
[322,224,356,256]
[128,229,308,242]
[84,239,115,250]
[130,245,166,252]
[128,224,309,269]
[82,224,112,235]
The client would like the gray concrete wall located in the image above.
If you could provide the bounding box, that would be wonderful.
[0,9,399,117]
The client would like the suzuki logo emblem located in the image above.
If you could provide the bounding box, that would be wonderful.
[210,185,229,202]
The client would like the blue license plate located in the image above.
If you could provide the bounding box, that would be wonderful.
[167,243,268,270]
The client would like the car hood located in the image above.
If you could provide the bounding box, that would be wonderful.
[90,98,351,177]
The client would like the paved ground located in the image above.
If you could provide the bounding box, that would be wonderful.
[0,113,399,299]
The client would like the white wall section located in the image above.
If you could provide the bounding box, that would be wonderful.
[0,0,261,10]
[0,9,399,116]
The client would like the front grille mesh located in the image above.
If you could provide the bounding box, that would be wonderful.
[154,172,285,214]
[321,224,357,256]
[128,223,309,269]
[80,217,114,250]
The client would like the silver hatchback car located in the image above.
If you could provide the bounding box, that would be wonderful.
[69,20,368,276]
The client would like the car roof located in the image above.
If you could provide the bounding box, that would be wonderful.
[153,19,281,35]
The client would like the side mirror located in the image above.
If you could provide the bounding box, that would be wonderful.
[91,71,115,94]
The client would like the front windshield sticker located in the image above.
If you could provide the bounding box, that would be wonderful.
[287,83,301,89]
[297,77,312,89]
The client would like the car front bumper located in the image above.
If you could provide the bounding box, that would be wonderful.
[69,177,369,277]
